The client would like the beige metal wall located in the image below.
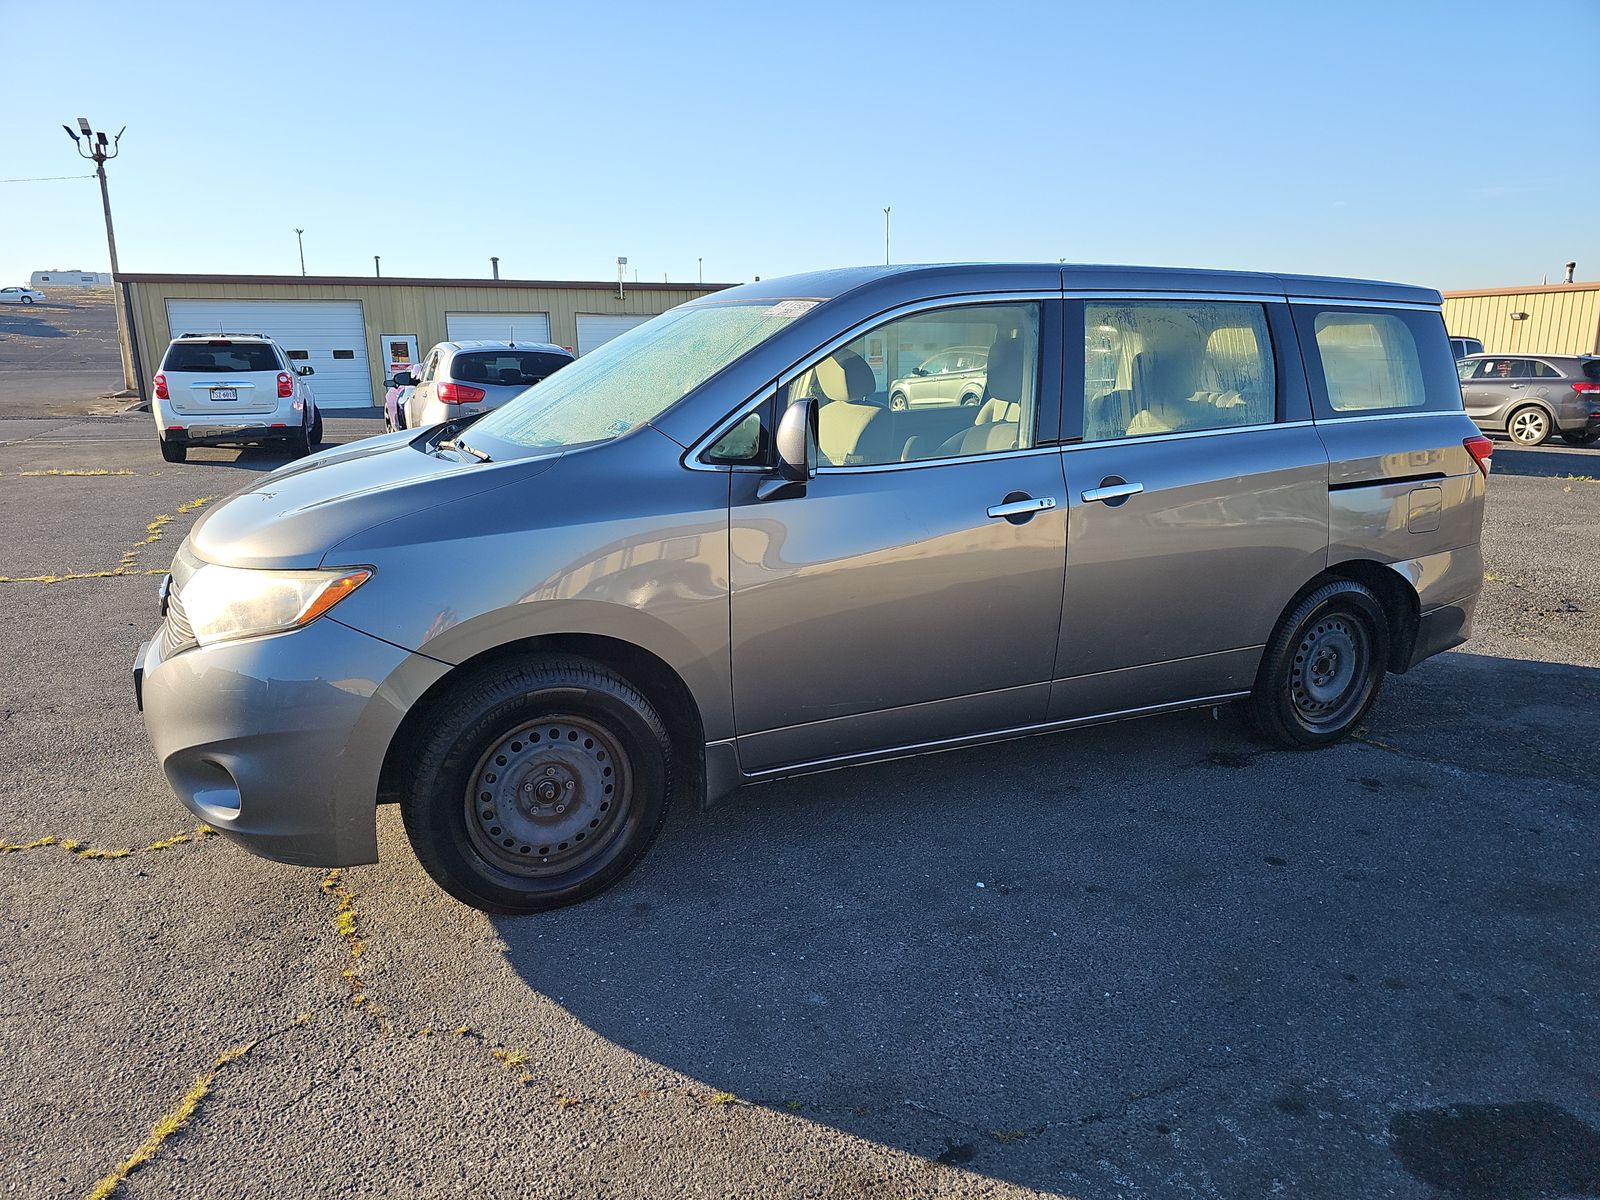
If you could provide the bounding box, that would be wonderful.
[122,276,723,406]
[1441,285,1600,356]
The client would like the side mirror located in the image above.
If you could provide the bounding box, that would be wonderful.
[297,365,315,376]
[757,398,815,501]
[392,371,414,387]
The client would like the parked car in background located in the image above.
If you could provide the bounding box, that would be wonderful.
[1456,353,1600,446]
[888,345,988,409]
[151,333,322,463]
[400,341,574,429]
[1449,335,1484,360]
[135,263,1487,914]
[0,286,45,305]
[383,374,415,433]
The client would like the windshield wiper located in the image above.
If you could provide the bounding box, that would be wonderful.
[439,437,491,463]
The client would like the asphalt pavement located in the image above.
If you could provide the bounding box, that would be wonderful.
[0,412,1596,1199]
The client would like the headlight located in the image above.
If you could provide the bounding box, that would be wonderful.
[179,565,371,647]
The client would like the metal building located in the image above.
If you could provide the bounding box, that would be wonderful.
[1441,282,1600,357]
[116,273,728,408]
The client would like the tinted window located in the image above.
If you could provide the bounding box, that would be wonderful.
[162,341,280,373]
[1475,358,1530,381]
[1584,361,1600,382]
[1083,300,1274,441]
[1297,307,1462,417]
[451,351,573,387]
[797,302,1040,467]
[1529,360,1562,378]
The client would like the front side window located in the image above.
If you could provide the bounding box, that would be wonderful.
[790,302,1040,468]
[1083,301,1275,442]
[1473,357,1531,381]
[470,301,811,455]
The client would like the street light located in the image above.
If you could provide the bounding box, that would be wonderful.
[294,228,306,276]
[63,117,142,396]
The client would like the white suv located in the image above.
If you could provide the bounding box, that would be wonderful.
[151,333,322,463]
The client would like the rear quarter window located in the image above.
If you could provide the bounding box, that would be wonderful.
[1294,307,1463,419]
[162,342,281,373]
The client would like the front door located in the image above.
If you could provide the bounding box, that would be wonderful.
[1053,297,1329,718]
[1460,357,1527,430]
[728,299,1066,773]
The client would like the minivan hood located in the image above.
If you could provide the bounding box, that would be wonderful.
[187,433,561,569]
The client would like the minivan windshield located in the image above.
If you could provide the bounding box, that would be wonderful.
[467,300,812,454]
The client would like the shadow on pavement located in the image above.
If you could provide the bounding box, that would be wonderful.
[1493,443,1600,479]
[491,652,1599,1194]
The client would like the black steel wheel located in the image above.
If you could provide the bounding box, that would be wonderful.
[1247,579,1389,748]
[400,654,673,913]
[1507,406,1551,446]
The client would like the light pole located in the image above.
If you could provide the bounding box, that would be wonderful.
[63,117,142,395]
[883,207,891,265]
[294,228,306,275]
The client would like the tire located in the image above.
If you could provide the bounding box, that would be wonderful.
[399,654,673,913]
[1560,428,1600,447]
[1246,579,1390,749]
[309,410,324,446]
[20,295,34,305]
[960,392,982,407]
[285,427,312,458]
[889,392,908,412]
[158,437,187,463]
[1506,405,1551,446]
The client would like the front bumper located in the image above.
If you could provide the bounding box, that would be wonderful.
[137,616,449,867]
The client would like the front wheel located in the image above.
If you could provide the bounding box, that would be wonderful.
[1506,405,1551,446]
[1560,428,1600,447]
[1246,579,1389,748]
[400,655,673,913]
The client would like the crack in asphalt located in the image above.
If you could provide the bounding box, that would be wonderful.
[82,1014,312,1200]
[0,495,213,584]
[0,825,217,859]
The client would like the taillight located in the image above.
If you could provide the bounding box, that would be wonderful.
[1464,435,1493,478]
[1571,381,1600,395]
[436,382,486,405]
[277,372,293,398]
[153,372,168,400]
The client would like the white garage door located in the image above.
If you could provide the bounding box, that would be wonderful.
[577,313,653,356]
[445,311,551,344]
[165,299,372,409]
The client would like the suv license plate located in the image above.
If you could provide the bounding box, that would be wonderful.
[211,387,238,401]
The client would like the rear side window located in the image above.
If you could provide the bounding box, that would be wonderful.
[1296,307,1462,418]
[162,341,280,372]
[451,351,572,387]
[1585,360,1600,382]
[1083,300,1275,442]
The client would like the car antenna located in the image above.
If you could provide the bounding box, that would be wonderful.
[509,324,516,348]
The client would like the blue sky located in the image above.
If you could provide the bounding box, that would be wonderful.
[3,0,1596,291]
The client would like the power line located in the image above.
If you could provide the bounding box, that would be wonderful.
[0,173,95,184]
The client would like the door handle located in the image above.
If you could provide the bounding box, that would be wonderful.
[1508,383,1522,389]
[1082,481,1144,504]
[986,495,1057,519]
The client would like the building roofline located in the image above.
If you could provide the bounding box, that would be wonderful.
[114,272,733,292]
[1443,282,1600,298]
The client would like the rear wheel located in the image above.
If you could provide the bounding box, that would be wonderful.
[285,427,312,457]
[158,438,186,464]
[889,391,908,411]
[399,655,673,913]
[1507,405,1551,446]
[309,410,324,446]
[20,295,34,305]
[1247,579,1389,748]
[1560,428,1599,447]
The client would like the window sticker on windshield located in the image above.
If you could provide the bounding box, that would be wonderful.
[766,300,818,319]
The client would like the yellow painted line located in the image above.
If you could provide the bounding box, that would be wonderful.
[18,468,138,477]
[0,495,215,584]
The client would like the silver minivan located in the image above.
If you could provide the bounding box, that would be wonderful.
[134,265,1490,913]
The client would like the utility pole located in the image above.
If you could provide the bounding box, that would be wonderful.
[883,207,891,265]
[294,228,306,275]
[63,117,141,395]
